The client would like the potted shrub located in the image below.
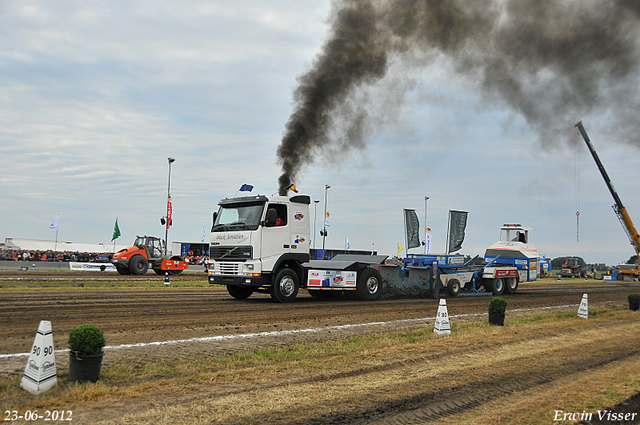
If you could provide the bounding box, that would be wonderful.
[68,324,106,383]
[488,297,507,326]
[628,294,640,311]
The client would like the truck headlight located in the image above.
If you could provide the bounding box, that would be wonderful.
[246,264,254,271]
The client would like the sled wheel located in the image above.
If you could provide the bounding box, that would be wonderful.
[504,277,519,294]
[446,279,461,297]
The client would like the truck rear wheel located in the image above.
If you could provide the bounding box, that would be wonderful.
[227,285,253,300]
[504,277,519,294]
[270,268,299,303]
[129,255,149,275]
[446,279,461,297]
[356,268,383,301]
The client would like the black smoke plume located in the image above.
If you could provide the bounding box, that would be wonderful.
[277,0,640,195]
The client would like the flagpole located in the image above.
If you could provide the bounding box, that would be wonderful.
[445,210,451,254]
[54,214,59,253]
[322,184,330,258]
[424,197,429,254]
[165,157,175,255]
[403,209,408,258]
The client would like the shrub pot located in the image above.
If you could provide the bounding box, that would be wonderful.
[69,351,104,383]
[488,312,505,326]
[630,301,640,311]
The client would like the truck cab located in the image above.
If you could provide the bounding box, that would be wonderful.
[208,195,311,301]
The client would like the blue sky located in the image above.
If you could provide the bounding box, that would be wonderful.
[2,0,640,266]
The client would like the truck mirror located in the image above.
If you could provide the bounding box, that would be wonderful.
[267,208,277,226]
[211,212,217,232]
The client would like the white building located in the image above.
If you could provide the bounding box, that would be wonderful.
[3,238,129,253]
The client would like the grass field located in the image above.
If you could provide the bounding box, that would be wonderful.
[2,308,639,424]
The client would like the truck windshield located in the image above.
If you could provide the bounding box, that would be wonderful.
[213,202,264,231]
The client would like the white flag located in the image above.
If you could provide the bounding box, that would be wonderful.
[49,215,59,232]
[201,227,206,242]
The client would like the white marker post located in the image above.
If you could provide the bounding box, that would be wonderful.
[578,293,589,319]
[21,320,57,395]
[434,299,451,335]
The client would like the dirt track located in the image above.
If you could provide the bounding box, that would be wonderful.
[2,272,640,424]
[1,272,636,357]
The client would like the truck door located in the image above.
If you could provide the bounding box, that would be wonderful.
[289,206,308,251]
[262,203,290,269]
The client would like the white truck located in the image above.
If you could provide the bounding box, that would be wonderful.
[208,194,386,302]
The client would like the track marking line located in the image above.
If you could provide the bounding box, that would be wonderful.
[0,303,578,359]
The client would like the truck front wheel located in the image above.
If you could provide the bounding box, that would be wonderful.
[129,255,149,275]
[356,268,383,301]
[270,268,299,303]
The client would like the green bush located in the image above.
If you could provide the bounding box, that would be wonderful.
[68,324,106,356]
[488,297,507,314]
[628,294,640,304]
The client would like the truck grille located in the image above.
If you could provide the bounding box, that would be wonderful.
[209,246,252,261]
[214,262,241,275]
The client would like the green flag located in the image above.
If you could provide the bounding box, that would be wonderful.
[111,218,121,241]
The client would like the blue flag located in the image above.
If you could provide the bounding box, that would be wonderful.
[239,184,254,192]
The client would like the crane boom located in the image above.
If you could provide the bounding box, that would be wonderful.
[575,121,640,258]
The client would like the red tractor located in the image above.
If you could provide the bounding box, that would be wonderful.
[561,257,586,278]
[112,236,188,276]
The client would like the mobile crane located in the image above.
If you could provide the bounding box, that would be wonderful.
[575,121,640,281]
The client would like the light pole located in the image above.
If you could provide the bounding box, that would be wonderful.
[313,200,319,250]
[424,196,429,254]
[322,185,331,257]
[164,157,175,255]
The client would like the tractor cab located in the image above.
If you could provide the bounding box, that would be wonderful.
[135,236,164,260]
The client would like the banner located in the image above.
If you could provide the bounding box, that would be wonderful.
[404,209,421,249]
[166,197,172,230]
[447,210,468,253]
